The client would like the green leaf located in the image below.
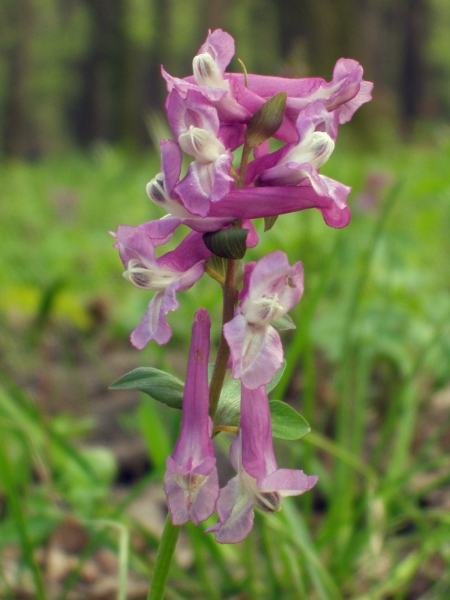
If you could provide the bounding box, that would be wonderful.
[110,368,184,409]
[271,314,297,331]
[215,375,241,428]
[269,401,310,440]
[267,360,287,393]
[206,255,227,283]
[264,215,278,232]
[203,228,249,259]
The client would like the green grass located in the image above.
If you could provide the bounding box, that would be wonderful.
[1,136,450,598]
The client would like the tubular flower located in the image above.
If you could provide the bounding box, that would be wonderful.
[164,309,220,526]
[206,384,317,544]
[113,221,211,348]
[254,102,350,215]
[163,29,372,142]
[224,251,304,390]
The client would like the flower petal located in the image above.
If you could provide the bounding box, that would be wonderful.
[224,316,283,390]
[130,285,179,348]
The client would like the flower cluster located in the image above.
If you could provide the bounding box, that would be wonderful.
[113,29,372,543]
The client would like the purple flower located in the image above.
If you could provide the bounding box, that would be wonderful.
[224,251,304,390]
[148,136,351,231]
[154,92,235,218]
[113,221,211,348]
[163,29,251,124]
[206,384,317,544]
[163,29,372,144]
[236,57,373,133]
[164,309,220,526]
[252,102,350,214]
[146,139,260,245]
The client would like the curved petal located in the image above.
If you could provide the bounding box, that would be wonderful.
[167,88,220,140]
[176,155,233,217]
[242,251,304,314]
[161,66,227,102]
[160,139,183,195]
[260,469,318,496]
[198,29,235,75]
[205,475,255,544]
[130,284,179,348]
[224,317,284,390]
[157,231,211,275]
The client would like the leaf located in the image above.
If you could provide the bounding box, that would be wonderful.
[264,215,278,232]
[110,368,184,409]
[271,314,297,331]
[215,376,241,428]
[206,255,227,284]
[267,360,287,393]
[269,401,310,440]
[203,228,249,259]
[214,361,287,428]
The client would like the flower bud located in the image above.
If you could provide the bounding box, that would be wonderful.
[202,227,249,259]
[245,92,287,148]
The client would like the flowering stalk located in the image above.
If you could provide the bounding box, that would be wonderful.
[112,27,372,597]
[146,516,180,600]
[208,257,238,420]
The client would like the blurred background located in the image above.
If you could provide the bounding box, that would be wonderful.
[1,1,450,599]
[1,0,450,157]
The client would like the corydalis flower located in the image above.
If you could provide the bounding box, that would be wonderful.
[164,309,219,526]
[206,385,317,544]
[224,251,303,389]
[113,220,211,348]
[254,102,350,215]
[164,29,372,144]
[166,89,234,217]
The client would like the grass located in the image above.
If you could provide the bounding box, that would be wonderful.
[1,134,450,598]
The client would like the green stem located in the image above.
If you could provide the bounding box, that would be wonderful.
[236,143,252,189]
[209,258,238,420]
[147,515,181,600]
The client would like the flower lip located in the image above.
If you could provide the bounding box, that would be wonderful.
[283,130,335,170]
[254,490,282,513]
[193,53,228,89]
[147,175,168,204]
[178,126,226,163]
[124,259,178,290]
[243,294,285,326]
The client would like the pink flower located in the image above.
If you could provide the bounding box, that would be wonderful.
[253,102,350,216]
[113,221,211,348]
[224,251,304,389]
[206,384,317,544]
[164,309,220,526]
[163,29,373,143]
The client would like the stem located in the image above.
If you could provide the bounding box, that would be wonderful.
[209,139,250,419]
[236,143,252,189]
[209,258,238,420]
[147,515,181,600]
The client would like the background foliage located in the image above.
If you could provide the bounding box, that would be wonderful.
[1,0,450,156]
